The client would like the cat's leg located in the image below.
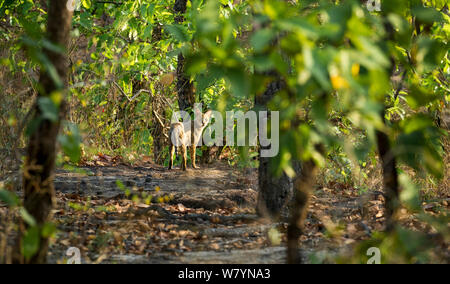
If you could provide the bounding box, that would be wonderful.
[168,144,175,170]
[181,144,187,171]
[191,145,199,169]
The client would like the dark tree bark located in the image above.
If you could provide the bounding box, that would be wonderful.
[376,110,400,232]
[174,0,188,24]
[148,21,168,164]
[200,145,224,165]
[257,156,300,219]
[174,0,194,112]
[375,20,401,232]
[173,0,196,166]
[287,159,318,264]
[253,4,301,218]
[256,80,302,220]
[176,54,194,112]
[14,0,73,264]
[38,0,48,10]
[151,22,162,43]
[283,93,324,263]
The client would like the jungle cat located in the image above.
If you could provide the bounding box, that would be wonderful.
[168,109,212,170]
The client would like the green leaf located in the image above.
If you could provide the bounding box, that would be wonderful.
[412,6,444,25]
[277,18,319,40]
[20,207,37,227]
[58,123,82,163]
[406,84,438,109]
[196,72,216,92]
[396,115,444,178]
[41,39,65,55]
[38,97,59,122]
[399,174,421,211]
[41,222,57,238]
[326,3,352,41]
[0,189,20,207]
[250,28,275,53]
[225,67,250,98]
[250,55,274,72]
[303,48,332,91]
[21,226,40,261]
[401,115,434,134]
[185,54,207,75]
[0,0,14,16]
[81,0,92,9]
[116,180,126,191]
[396,227,431,261]
[78,12,92,29]
[165,24,191,43]
[416,37,448,73]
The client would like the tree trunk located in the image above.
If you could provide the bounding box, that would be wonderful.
[376,109,400,232]
[151,97,167,164]
[376,21,400,233]
[149,22,168,164]
[257,156,300,219]
[176,53,194,112]
[200,145,223,165]
[14,0,72,264]
[174,0,194,112]
[287,159,318,264]
[256,80,301,220]
[173,0,195,163]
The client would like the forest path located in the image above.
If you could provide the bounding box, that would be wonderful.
[47,161,386,264]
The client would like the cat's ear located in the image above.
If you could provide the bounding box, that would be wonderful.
[194,106,202,118]
[203,110,213,126]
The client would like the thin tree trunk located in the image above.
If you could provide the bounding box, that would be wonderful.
[176,53,195,112]
[376,109,399,232]
[174,0,194,112]
[256,79,301,220]
[149,22,168,164]
[257,156,300,219]
[14,0,72,264]
[376,19,400,233]
[287,159,319,264]
[253,2,301,217]
[174,0,195,163]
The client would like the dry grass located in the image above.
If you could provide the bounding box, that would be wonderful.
[436,134,450,199]
[0,38,36,175]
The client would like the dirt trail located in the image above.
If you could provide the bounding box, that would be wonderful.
[7,160,437,264]
[50,162,298,264]
[43,161,374,264]
[55,163,257,209]
[2,159,447,263]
